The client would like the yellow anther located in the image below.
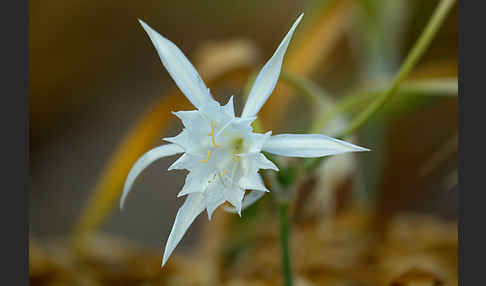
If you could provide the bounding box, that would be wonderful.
[208,122,220,148]
[200,150,211,163]
[221,170,227,177]
[208,173,217,184]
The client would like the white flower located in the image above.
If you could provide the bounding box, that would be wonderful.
[120,13,369,266]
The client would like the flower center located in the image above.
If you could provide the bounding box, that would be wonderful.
[232,137,244,154]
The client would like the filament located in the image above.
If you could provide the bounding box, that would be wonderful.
[200,150,211,163]
[209,122,220,148]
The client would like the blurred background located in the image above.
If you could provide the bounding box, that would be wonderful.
[30,0,457,284]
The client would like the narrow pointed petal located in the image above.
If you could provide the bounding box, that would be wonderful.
[238,173,269,192]
[256,153,279,171]
[225,187,245,216]
[120,144,184,209]
[162,193,205,266]
[223,96,235,117]
[168,153,206,172]
[262,134,370,158]
[205,186,226,219]
[223,190,265,214]
[241,13,303,118]
[177,168,212,197]
[246,131,272,153]
[138,19,214,109]
[167,153,192,171]
[172,110,204,130]
[163,130,197,151]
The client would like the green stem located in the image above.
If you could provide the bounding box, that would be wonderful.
[311,77,458,133]
[310,91,375,133]
[304,80,457,171]
[280,71,335,128]
[280,71,331,105]
[279,202,292,286]
[338,0,456,138]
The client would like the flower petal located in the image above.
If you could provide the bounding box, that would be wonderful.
[238,172,269,192]
[168,153,199,171]
[223,190,265,214]
[172,110,205,131]
[163,130,192,150]
[138,19,214,109]
[245,131,272,153]
[223,95,235,117]
[204,185,226,219]
[199,99,234,126]
[224,187,245,216]
[262,134,370,158]
[120,144,184,209]
[256,153,279,171]
[162,192,205,266]
[177,167,213,197]
[241,13,303,118]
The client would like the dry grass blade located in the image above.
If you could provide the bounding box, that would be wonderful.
[285,0,353,76]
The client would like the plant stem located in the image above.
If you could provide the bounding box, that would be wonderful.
[311,77,458,133]
[310,90,376,133]
[280,71,331,105]
[338,0,456,138]
[279,202,293,286]
[303,0,455,171]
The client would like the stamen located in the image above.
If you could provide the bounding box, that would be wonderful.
[208,173,217,184]
[232,151,240,163]
[208,122,220,148]
[200,150,211,163]
[221,170,227,177]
